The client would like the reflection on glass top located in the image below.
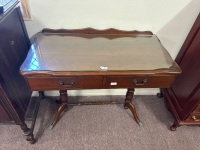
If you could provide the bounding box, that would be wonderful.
[26,45,40,71]
[20,33,175,72]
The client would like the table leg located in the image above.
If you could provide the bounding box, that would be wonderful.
[20,122,36,144]
[49,90,68,130]
[157,89,163,98]
[40,91,46,99]
[21,91,43,144]
[124,88,143,127]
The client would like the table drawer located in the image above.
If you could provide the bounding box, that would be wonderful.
[27,76,103,90]
[105,75,175,88]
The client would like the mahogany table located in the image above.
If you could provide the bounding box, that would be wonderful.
[20,28,181,143]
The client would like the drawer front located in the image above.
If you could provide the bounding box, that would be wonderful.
[185,113,200,124]
[105,75,175,88]
[192,104,200,113]
[27,76,103,90]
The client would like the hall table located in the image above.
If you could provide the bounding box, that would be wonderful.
[20,28,181,143]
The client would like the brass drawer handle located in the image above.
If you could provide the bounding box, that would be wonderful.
[59,81,74,87]
[133,79,147,86]
[192,116,200,122]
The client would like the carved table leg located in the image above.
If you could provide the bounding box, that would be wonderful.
[49,90,68,130]
[124,88,143,127]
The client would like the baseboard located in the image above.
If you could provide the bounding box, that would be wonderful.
[32,88,159,96]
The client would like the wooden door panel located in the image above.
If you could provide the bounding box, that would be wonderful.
[0,8,29,71]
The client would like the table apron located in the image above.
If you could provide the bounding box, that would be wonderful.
[25,75,176,91]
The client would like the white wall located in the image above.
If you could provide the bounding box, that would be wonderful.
[25,0,200,96]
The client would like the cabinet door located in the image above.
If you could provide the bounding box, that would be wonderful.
[0,7,30,71]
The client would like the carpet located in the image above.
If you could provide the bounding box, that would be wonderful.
[0,95,199,150]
